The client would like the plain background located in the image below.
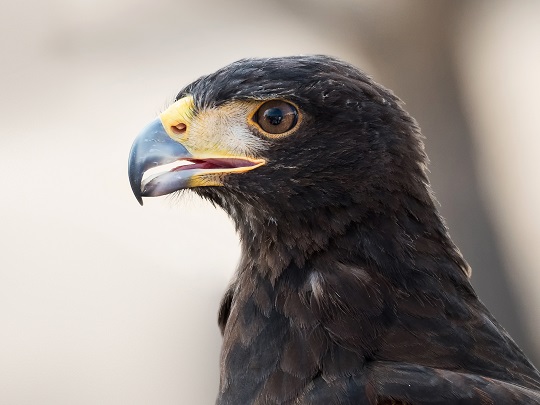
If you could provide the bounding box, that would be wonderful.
[1,1,539,404]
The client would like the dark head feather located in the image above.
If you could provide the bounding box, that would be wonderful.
[140,56,540,403]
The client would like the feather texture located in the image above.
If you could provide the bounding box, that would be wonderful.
[164,56,540,403]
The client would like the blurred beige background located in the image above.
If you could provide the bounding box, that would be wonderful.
[1,1,539,404]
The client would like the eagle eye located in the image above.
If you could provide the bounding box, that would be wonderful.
[254,100,298,135]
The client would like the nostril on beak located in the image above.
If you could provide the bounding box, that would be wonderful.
[171,122,187,135]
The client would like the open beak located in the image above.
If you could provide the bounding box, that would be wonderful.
[128,97,265,205]
[128,118,193,205]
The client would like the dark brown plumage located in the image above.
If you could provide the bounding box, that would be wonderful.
[128,55,540,404]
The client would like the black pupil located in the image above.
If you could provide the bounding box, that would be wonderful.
[264,108,284,125]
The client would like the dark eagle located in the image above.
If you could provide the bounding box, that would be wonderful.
[128,56,540,404]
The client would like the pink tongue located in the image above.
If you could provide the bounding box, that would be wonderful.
[198,161,222,169]
[208,158,251,168]
[172,158,254,172]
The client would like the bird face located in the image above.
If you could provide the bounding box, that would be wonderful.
[129,56,424,219]
[128,92,311,206]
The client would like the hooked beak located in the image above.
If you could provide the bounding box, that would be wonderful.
[128,97,265,205]
[128,118,193,205]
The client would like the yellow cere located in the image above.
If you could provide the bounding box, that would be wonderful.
[159,96,195,142]
[158,97,270,160]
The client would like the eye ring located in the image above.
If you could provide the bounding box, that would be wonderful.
[252,100,300,137]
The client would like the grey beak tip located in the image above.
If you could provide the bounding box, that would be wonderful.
[128,118,192,205]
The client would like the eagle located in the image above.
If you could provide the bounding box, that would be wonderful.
[128,56,540,404]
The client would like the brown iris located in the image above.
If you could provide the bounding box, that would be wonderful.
[254,100,299,135]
